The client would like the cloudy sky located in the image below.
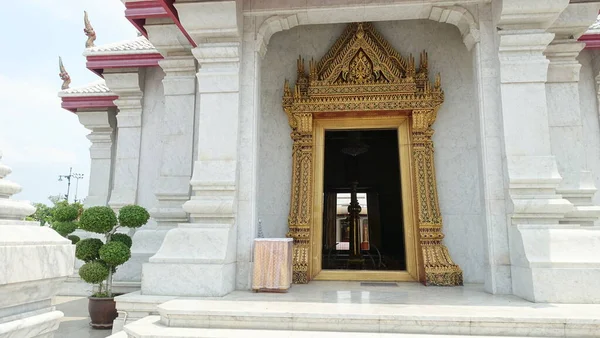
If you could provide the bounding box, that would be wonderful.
[0,1,137,204]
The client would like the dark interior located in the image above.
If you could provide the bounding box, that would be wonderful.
[322,129,406,271]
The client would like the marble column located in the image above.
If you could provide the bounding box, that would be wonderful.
[495,0,574,302]
[140,0,242,297]
[141,42,241,296]
[145,23,196,228]
[77,108,117,207]
[151,55,196,227]
[472,3,512,294]
[495,0,600,303]
[546,39,600,226]
[235,17,264,290]
[104,69,145,210]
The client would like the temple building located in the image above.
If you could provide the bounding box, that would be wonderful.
[58,0,600,336]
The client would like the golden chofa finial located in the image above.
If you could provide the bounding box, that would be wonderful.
[283,79,292,97]
[297,56,305,76]
[294,84,301,99]
[407,54,416,78]
[434,73,441,91]
[59,56,71,90]
[309,58,317,82]
[84,11,96,48]
[420,51,428,70]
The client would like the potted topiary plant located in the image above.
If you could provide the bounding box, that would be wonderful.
[50,202,81,244]
[75,204,149,329]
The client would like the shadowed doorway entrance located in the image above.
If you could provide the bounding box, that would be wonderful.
[322,129,406,272]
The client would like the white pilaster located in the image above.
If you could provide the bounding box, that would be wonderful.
[104,69,145,211]
[235,17,263,290]
[546,39,600,225]
[472,3,512,295]
[495,0,574,302]
[77,108,117,207]
[496,0,600,303]
[147,29,196,226]
[141,0,242,297]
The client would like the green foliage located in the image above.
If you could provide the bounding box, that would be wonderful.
[79,261,109,284]
[99,241,131,266]
[68,235,80,244]
[29,203,53,226]
[53,204,79,222]
[118,205,150,228]
[110,233,132,249]
[52,221,78,237]
[75,238,103,262]
[79,206,117,234]
[91,291,110,298]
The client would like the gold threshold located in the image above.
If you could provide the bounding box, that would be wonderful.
[314,270,415,282]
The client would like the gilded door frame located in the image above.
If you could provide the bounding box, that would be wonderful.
[311,116,419,282]
[282,22,463,286]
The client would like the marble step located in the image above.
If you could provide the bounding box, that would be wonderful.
[137,299,600,337]
[117,316,537,338]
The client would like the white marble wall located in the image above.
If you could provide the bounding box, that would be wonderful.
[258,20,485,283]
[579,50,600,211]
[114,67,168,283]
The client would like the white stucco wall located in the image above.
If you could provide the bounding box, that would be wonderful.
[579,50,600,210]
[258,20,486,283]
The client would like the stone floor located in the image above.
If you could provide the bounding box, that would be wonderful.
[53,296,112,338]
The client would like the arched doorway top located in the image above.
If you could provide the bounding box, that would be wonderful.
[256,5,480,56]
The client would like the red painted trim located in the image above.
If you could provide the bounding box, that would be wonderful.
[61,96,118,113]
[579,34,600,49]
[158,0,197,48]
[86,53,163,76]
[124,0,196,48]
[125,0,169,37]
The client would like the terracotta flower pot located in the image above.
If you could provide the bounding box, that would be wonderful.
[88,296,118,329]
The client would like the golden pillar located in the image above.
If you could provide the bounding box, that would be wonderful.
[412,109,463,286]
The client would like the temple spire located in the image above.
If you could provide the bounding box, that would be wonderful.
[84,11,96,48]
[59,56,71,90]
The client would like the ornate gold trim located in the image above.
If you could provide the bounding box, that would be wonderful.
[282,22,462,286]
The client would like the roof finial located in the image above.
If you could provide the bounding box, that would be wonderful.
[84,11,96,48]
[59,56,71,90]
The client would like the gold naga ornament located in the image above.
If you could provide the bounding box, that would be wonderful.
[282,22,463,286]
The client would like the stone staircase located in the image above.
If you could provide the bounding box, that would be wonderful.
[112,298,600,337]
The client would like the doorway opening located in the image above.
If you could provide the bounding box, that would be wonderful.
[322,129,405,272]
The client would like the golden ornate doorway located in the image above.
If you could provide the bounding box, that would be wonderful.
[282,22,463,286]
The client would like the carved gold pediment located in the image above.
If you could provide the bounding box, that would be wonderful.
[283,22,444,123]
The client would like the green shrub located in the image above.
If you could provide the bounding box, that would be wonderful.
[118,205,150,228]
[110,233,132,248]
[79,261,109,284]
[67,235,80,244]
[52,221,78,237]
[79,206,117,234]
[75,238,103,262]
[99,241,131,266]
[53,204,79,222]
